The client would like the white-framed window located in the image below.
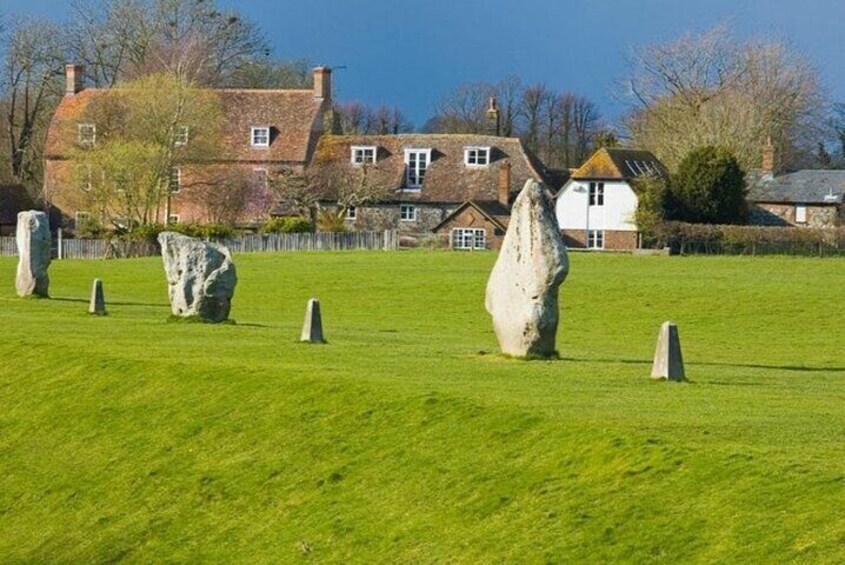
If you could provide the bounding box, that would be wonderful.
[76,165,92,191]
[251,126,270,147]
[451,228,486,250]
[587,229,604,249]
[464,146,491,167]
[78,123,96,146]
[588,182,604,206]
[169,167,181,193]
[351,145,377,165]
[74,211,90,229]
[346,206,357,220]
[795,204,807,224]
[404,148,431,188]
[399,204,417,221]
[174,126,189,147]
[252,168,268,190]
[167,214,180,225]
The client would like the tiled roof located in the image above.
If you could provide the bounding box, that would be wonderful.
[571,147,668,181]
[309,134,554,204]
[433,200,510,232]
[46,88,328,163]
[748,170,845,205]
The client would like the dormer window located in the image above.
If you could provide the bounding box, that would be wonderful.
[251,126,270,147]
[174,126,189,147]
[78,124,96,146]
[351,146,377,165]
[464,146,490,167]
[404,148,431,188]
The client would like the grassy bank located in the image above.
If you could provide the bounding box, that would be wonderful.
[0,251,843,562]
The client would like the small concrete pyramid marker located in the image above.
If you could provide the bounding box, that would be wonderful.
[300,298,325,343]
[89,278,106,315]
[651,321,685,381]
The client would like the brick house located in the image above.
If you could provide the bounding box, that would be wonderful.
[305,133,558,249]
[554,147,668,250]
[747,142,844,227]
[44,64,334,229]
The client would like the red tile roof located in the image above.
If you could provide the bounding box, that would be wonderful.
[309,134,554,204]
[46,88,329,164]
[571,147,667,181]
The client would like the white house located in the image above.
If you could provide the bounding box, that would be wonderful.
[555,147,667,250]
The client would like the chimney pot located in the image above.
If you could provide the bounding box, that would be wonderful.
[486,96,501,137]
[761,136,776,179]
[65,64,84,96]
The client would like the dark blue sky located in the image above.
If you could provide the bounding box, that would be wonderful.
[5,0,845,129]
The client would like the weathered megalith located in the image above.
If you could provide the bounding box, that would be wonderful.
[300,298,325,343]
[651,321,686,381]
[89,278,106,315]
[15,210,52,297]
[157,231,237,322]
[485,179,569,357]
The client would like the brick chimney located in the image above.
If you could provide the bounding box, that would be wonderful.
[65,64,84,97]
[486,96,500,137]
[498,162,512,206]
[313,67,332,103]
[761,137,777,179]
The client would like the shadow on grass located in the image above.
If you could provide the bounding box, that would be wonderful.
[51,296,169,308]
[560,355,845,374]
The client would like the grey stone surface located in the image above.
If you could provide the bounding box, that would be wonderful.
[89,278,106,315]
[300,298,325,343]
[651,321,685,381]
[485,180,569,357]
[15,210,51,298]
[157,231,237,322]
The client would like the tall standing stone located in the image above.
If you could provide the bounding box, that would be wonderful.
[157,231,237,323]
[15,210,52,298]
[485,179,569,357]
[300,298,325,343]
[89,278,106,315]
[651,321,685,381]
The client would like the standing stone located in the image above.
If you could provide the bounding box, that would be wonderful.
[651,321,685,381]
[89,278,106,315]
[15,210,52,298]
[300,298,325,343]
[157,231,237,323]
[485,179,569,357]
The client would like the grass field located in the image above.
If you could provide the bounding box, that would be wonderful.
[0,250,843,562]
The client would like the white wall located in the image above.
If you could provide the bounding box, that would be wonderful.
[555,180,638,231]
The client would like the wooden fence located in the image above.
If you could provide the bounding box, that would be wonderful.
[0,230,398,260]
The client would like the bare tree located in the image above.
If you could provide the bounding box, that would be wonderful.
[623,24,827,171]
[68,0,272,87]
[1,16,66,189]
[334,101,413,135]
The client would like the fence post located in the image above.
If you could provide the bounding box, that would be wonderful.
[57,228,63,260]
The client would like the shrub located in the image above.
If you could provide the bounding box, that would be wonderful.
[261,217,313,234]
[315,209,347,233]
[672,146,747,224]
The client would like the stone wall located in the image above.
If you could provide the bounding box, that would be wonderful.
[750,202,842,228]
[345,203,455,233]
